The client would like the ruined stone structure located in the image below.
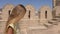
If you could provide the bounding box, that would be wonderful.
[53,0,60,16]
[2,4,14,21]
[0,0,60,34]
[0,4,14,34]
[39,6,52,25]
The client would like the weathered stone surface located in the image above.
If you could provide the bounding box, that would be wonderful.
[0,2,60,34]
[0,21,7,34]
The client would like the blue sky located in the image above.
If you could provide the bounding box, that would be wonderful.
[0,0,52,10]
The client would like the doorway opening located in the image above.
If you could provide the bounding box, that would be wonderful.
[28,10,30,19]
[45,11,47,18]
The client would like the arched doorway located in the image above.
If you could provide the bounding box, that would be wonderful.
[45,11,47,18]
[28,10,31,19]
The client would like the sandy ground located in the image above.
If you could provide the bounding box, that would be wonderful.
[27,22,60,34]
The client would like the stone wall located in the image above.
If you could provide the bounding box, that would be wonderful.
[0,4,60,34]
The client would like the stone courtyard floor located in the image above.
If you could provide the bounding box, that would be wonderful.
[27,22,60,34]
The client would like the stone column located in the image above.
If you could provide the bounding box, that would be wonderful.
[53,0,56,8]
[55,6,60,16]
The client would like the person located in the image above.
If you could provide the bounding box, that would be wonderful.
[5,4,26,34]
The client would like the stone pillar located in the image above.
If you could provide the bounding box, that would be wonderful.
[55,6,60,16]
[53,0,56,8]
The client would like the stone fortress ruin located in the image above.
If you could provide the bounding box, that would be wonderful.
[0,0,60,34]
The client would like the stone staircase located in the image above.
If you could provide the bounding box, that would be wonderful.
[27,16,60,34]
[44,16,60,28]
[27,16,60,31]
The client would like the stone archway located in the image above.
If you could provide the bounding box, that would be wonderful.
[39,6,52,24]
[2,4,14,21]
